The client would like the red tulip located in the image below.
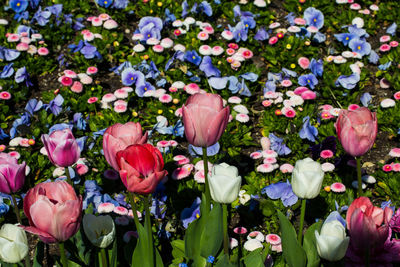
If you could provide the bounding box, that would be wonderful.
[0,153,26,194]
[41,129,81,167]
[335,107,377,157]
[182,93,230,148]
[21,181,82,244]
[103,122,148,171]
[117,144,167,194]
[345,197,400,265]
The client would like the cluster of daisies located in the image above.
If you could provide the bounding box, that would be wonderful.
[58,67,98,94]
[231,227,282,253]
[6,30,49,55]
[86,13,118,29]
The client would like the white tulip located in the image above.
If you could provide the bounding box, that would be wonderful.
[291,158,324,199]
[83,214,116,248]
[208,163,241,204]
[315,219,350,261]
[0,224,28,263]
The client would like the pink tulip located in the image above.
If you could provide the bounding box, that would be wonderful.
[21,181,82,243]
[182,93,230,148]
[346,197,400,265]
[41,129,80,167]
[103,122,148,171]
[335,107,377,157]
[0,153,26,194]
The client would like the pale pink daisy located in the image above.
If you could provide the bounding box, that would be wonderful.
[159,94,173,103]
[241,49,253,59]
[114,100,127,106]
[265,234,281,245]
[172,164,193,180]
[175,107,183,117]
[114,206,129,216]
[257,163,275,173]
[211,46,224,56]
[91,17,103,26]
[389,148,400,157]
[262,150,278,158]
[247,231,265,242]
[0,91,11,100]
[194,170,205,183]
[71,81,83,93]
[98,202,115,213]
[27,45,37,55]
[19,138,30,147]
[184,83,200,95]
[380,35,391,43]
[88,97,98,104]
[294,18,306,25]
[268,36,278,45]
[331,182,346,193]
[228,96,242,104]
[390,41,399,47]
[160,38,173,48]
[221,30,234,40]
[250,151,263,159]
[321,111,334,120]
[114,89,129,99]
[392,163,400,172]
[370,4,379,11]
[281,79,292,87]
[103,19,118,30]
[83,31,95,41]
[86,66,98,75]
[197,31,209,41]
[8,151,20,159]
[271,244,282,253]
[20,36,31,44]
[98,13,110,20]
[321,162,335,172]
[263,157,277,164]
[350,3,361,10]
[37,47,49,55]
[203,25,214,34]
[153,44,164,53]
[269,22,281,29]
[199,45,212,56]
[16,42,29,51]
[358,9,370,15]
[231,61,241,69]
[298,57,310,69]
[280,163,294,173]
[236,113,250,123]
[64,70,77,78]
[262,100,272,107]
[78,73,93,84]
[132,33,144,41]
[7,33,20,42]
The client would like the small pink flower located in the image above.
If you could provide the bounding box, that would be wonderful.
[0,91,11,100]
[71,81,83,93]
[157,140,170,148]
[159,94,172,103]
[64,70,77,78]
[113,206,128,216]
[7,33,20,42]
[0,145,6,152]
[389,148,400,157]
[394,92,400,100]
[380,35,391,43]
[194,170,205,183]
[282,107,296,118]
[228,43,239,49]
[172,164,193,180]
[92,17,103,26]
[114,89,128,99]
[8,151,20,159]
[98,13,110,21]
[262,100,272,107]
[392,163,400,172]
[320,111,334,120]
[280,163,294,173]
[236,113,250,123]
[241,49,253,59]
[390,41,399,48]
[320,149,334,159]
[250,151,263,159]
[87,97,98,104]
[281,79,292,87]
[98,202,115,213]
[37,47,49,55]
[294,87,309,95]
[173,29,182,36]
[350,3,361,10]
[257,163,275,173]
[359,9,370,15]
[264,157,277,164]
[298,57,310,69]
[383,164,392,172]
[114,104,127,113]
[86,66,98,75]
[234,227,248,235]
[60,75,73,86]
[301,90,316,100]
[197,31,209,41]
[294,18,306,25]
[16,42,29,51]
[153,44,164,53]
[266,234,281,245]
[226,48,235,55]
[184,83,200,95]
[169,87,178,93]
[331,182,346,193]
[379,44,391,52]
[102,93,117,102]
[268,36,278,45]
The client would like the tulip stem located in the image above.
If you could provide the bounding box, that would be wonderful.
[222,204,229,255]
[11,194,22,224]
[58,242,68,267]
[100,248,108,267]
[297,199,307,245]
[356,157,362,197]
[65,167,73,186]
[128,192,141,231]
[144,195,155,267]
[202,147,211,217]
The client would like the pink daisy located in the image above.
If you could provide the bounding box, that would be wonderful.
[389,148,400,157]
[113,206,128,216]
[281,79,293,87]
[241,49,253,59]
[266,234,281,245]
[392,163,400,172]
[71,81,83,93]
[87,66,98,75]
[60,75,73,86]
[87,97,98,104]
[294,18,306,25]
[280,163,294,173]
[298,57,310,69]
[268,36,278,45]
[211,46,224,56]
[153,45,164,53]
[250,151,263,159]
[0,91,11,100]
[321,111,334,120]
[8,151,20,159]
[294,86,309,95]
[380,35,391,43]
[263,157,277,164]
[320,150,334,159]
[197,31,209,41]
[257,163,275,173]
[379,44,391,52]
[390,41,399,48]
[394,92,400,100]
[7,33,20,42]
[234,227,248,235]
[172,164,193,180]
[194,170,205,183]
[98,202,115,213]
[16,42,29,51]
[236,113,250,123]
[114,89,129,99]
[64,70,77,78]
[114,104,127,113]
[159,94,173,103]
[37,47,49,56]
[301,90,316,100]
[383,164,392,172]
[331,182,346,193]
[184,83,200,95]
[91,17,103,26]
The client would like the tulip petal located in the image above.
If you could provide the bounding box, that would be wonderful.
[53,198,82,242]
[21,226,57,244]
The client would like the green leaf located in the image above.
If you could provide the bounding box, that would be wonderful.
[33,241,44,267]
[200,202,223,258]
[243,248,265,267]
[277,210,306,267]
[215,254,236,267]
[109,238,118,267]
[132,223,150,267]
[171,240,185,259]
[304,221,322,267]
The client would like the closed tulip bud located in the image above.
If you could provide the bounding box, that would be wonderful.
[0,224,28,263]
[209,163,241,204]
[292,158,324,199]
[0,153,26,194]
[335,107,377,157]
[182,93,230,148]
[83,214,115,248]
[41,129,81,167]
[315,212,350,261]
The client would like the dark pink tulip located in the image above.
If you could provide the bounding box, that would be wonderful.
[41,129,80,167]
[0,153,26,194]
[22,181,82,244]
[182,93,230,147]
[103,122,148,171]
[335,107,377,157]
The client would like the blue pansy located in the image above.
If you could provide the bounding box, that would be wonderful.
[241,17,256,29]
[45,4,63,17]
[198,1,212,16]
[298,73,318,89]
[299,116,318,142]
[387,22,397,36]
[199,56,221,77]
[112,0,128,9]
[111,61,133,75]
[303,7,324,29]
[136,82,155,97]
[0,128,9,141]
[156,120,184,137]
[0,63,14,78]
[282,68,297,78]
[254,27,269,41]
[97,0,113,8]
[269,133,291,156]
[74,113,87,130]
[334,33,357,46]
[15,67,33,87]
[313,32,326,43]
[188,142,220,157]
[184,50,202,66]
[31,7,51,26]
[45,94,64,116]
[285,12,296,25]
[263,81,276,93]
[81,43,100,59]
[349,38,371,56]
[261,181,298,207]
[181,197,201,229]
[10,0,29,13]
[25,98,43,116]
[0,46,21,61]
[335,73,360,90]
[231,21,248,42]
[360,92,372,107]
[121,68,145,86]
[378,61,392,71]
[164,8,176,24]
[309,58,323,77]
[181,0,189,18]
[0,200,9,217]
[348,25,368,39]
[369,50,379,64]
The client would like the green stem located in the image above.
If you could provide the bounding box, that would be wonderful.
[58,242,68,267]
[356,157,362,197]
[297,199,307,245]
[64,167,73,186]
[144,195,155,267]
[24,254,31,267]
[223,204,229,255]
[202,147,211,217]
[100,248,108,267]
[127,192,141,231]
[11,194,21,225]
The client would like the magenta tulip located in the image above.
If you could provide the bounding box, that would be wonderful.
[0,153,26,194]
[335,107,377,157]
[41,129,81,167]
[103,122,148,171]
[182,93,230,147]
[21,181,82,244]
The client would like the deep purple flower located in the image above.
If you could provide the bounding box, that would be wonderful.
[298,73,318,89]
